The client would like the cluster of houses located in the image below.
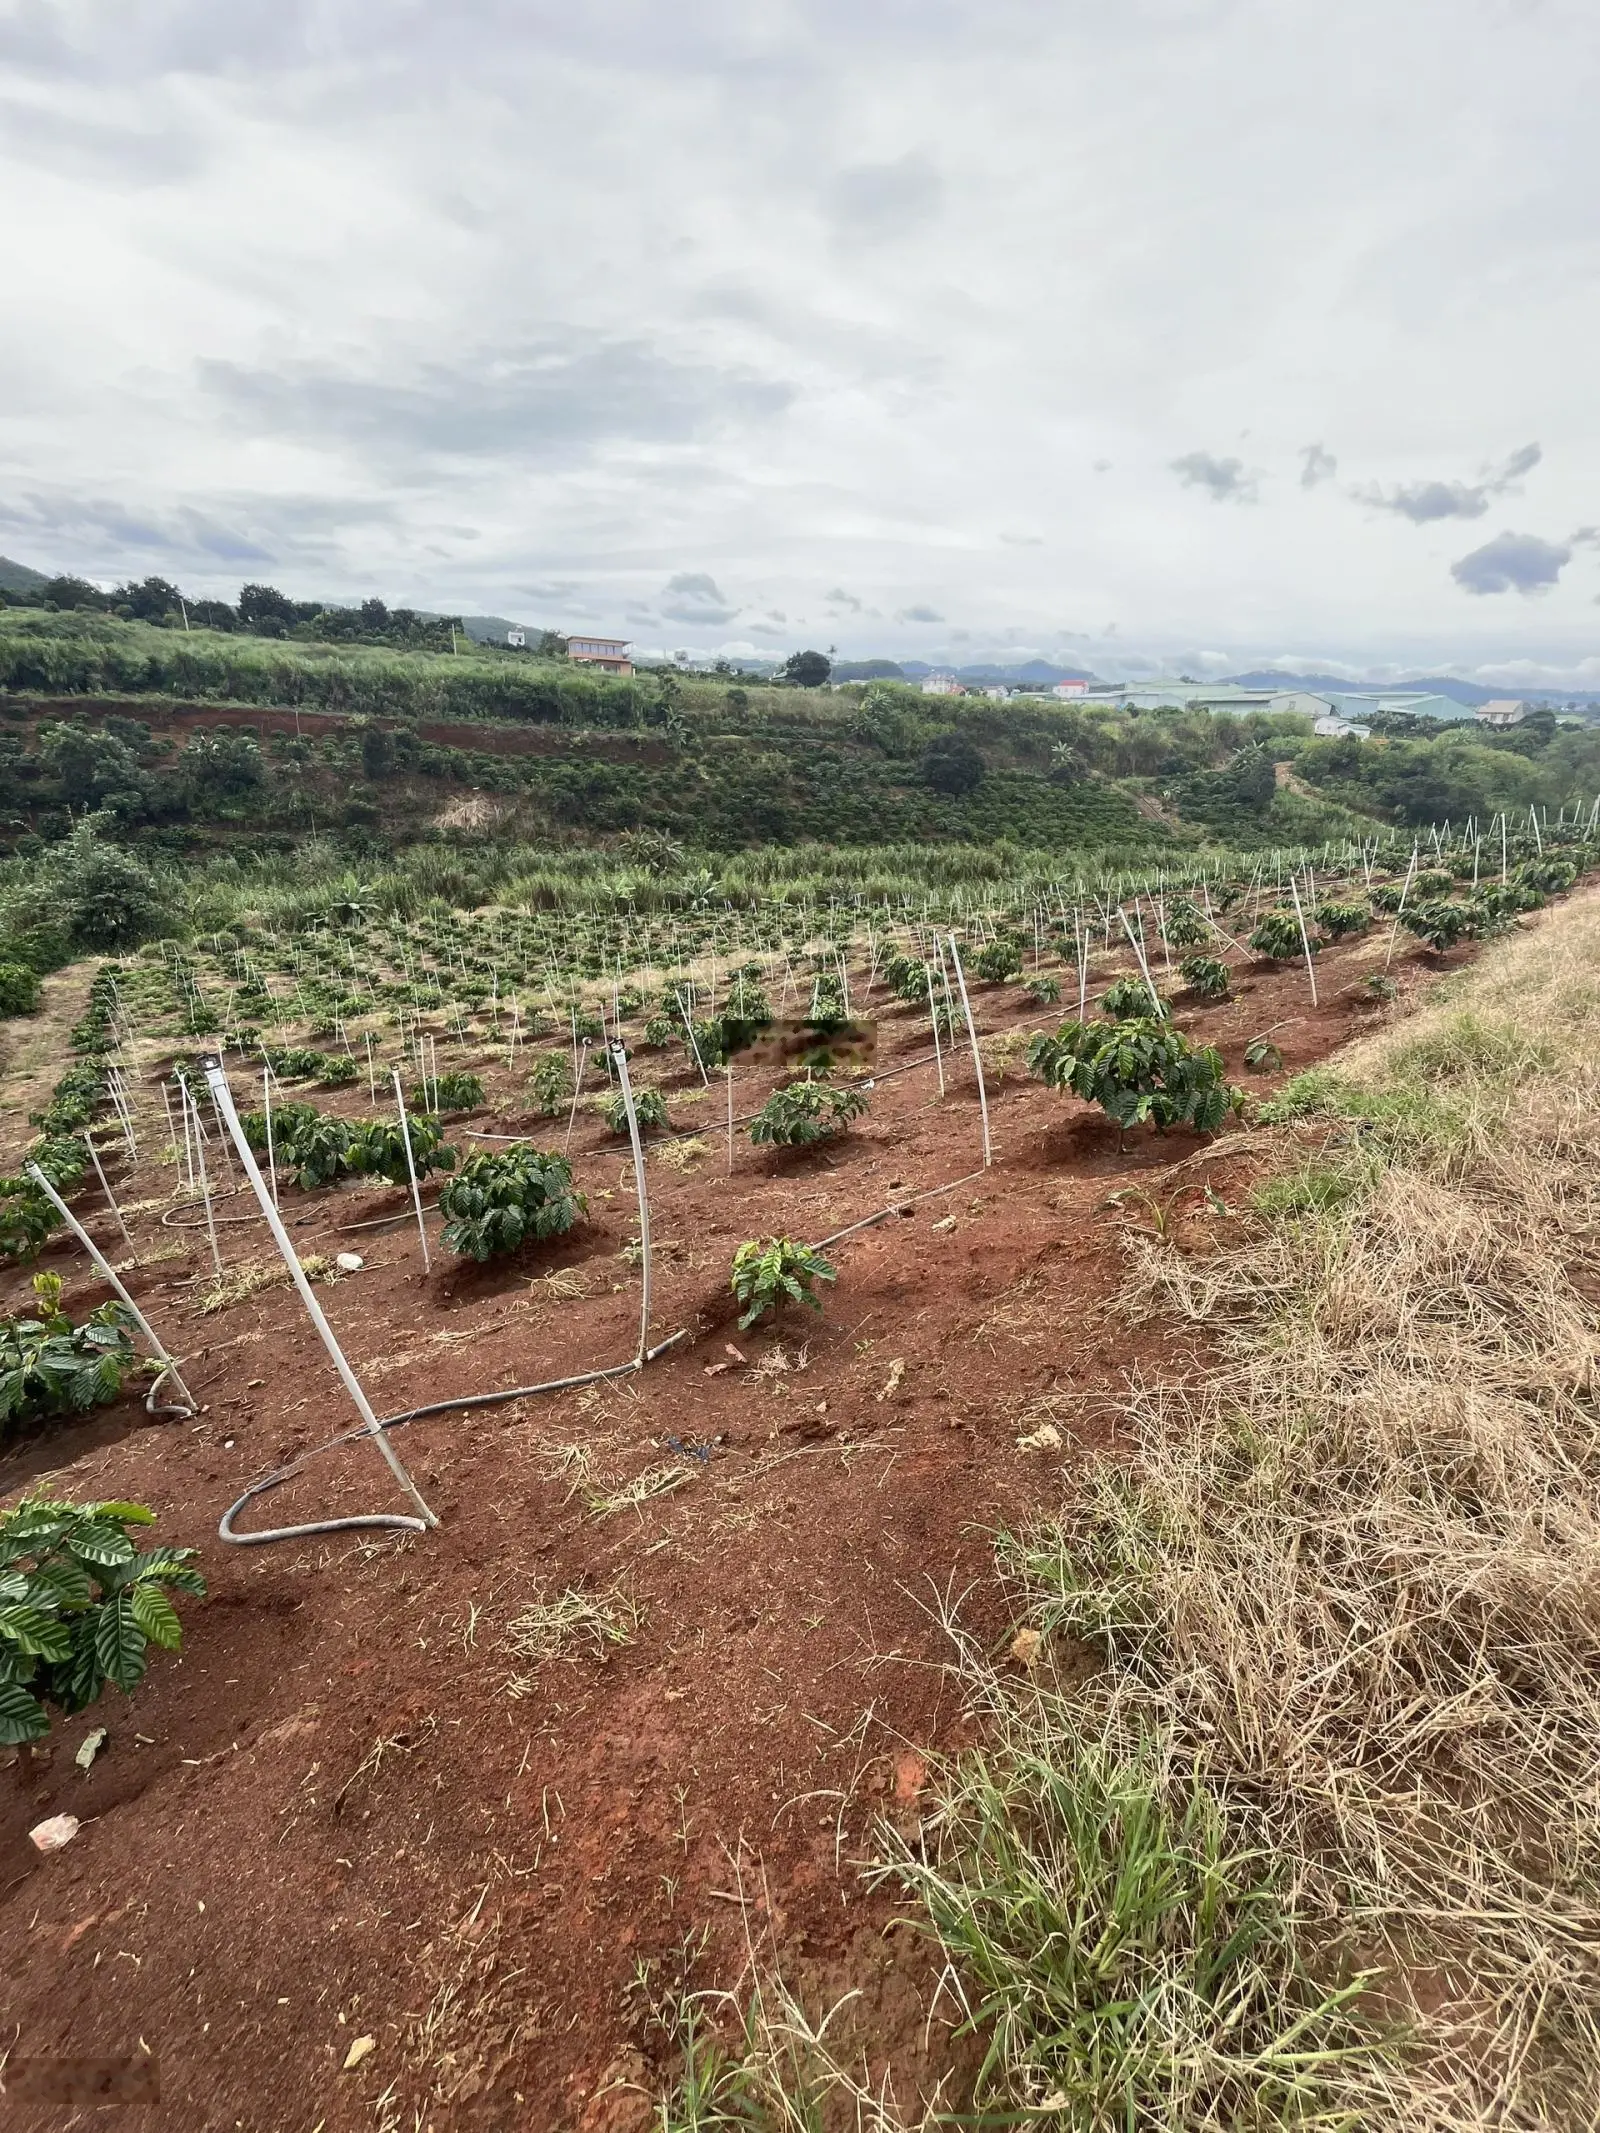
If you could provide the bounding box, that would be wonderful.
[920,670,1532,739]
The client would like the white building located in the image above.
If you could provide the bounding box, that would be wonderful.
[921,671,964,696]
[506,629,526,648]
[1312,714,1371,740]
[1476,699,1528,728]
[1052,679,1089,699]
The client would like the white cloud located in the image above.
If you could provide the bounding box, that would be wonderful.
[0,1,1597,679]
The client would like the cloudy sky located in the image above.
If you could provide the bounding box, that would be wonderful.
[2,0,1598,682]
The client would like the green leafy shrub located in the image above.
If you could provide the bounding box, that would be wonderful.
[319,1053,360,1086]
[1028,1017,1243,1139]
[412,1070,483,1113]
[1101,974,1164,1020]
[240,1101,351,1189]
[1402,899,1480,954]
[527,1053,574,1116]
[603,1086,668,1136]
[1243,1037,1283,1072]
[265,1045,327,1080]
[1177,954,1231,1000]
[345,1114,456,1186]
[973,935,1025,984]
[641,1012,677,1049]
[438,1146,586,1260]
[1023,973,1062,1006]
[1,1274,140,1438]
[749,1081,869,1147]
[1368,883,1405,914]
[0,962,42,1016]
[1514,855,1577,896]
[883,952,931,1005]
[0,1178,57,1265]
[1162,897,1209,948]
[1248,908,1312,960]
[1359,973,1398,1002]
[0,1496,205,1745]
[1415,869,1454,896]
[730,1238,837,1330]
[1313,900,1370,939]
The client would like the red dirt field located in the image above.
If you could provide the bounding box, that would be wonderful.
[0,934,1469,2129]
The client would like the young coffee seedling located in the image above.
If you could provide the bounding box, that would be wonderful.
[1248,908,1314,961]
[346,1114,456,1186]
[1162,897,1210,948]
[1359,972,1398,1003]
[1029,1016,1242,1143]
[412,1070,483,1114]
[1101,974,1166,1020]
[1177,954,1231,1000]
[1243,1036,1284,1072]
[730,1237,837,1330]
[1,1274,140,1439]
[749,1081,868,1147]
[438,1145,586,1260]
[0,1496,205,1744]
[973,934,1025,984]
[1402,899,1480,954]
[527,1053,573,1117]
[1022,973,1062,1006]
[1313,900,1370,939]
[603,1086,668,1136]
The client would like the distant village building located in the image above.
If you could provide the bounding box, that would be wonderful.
[921,671,964,697]
[1312,714,1371,740]
[506,629,526,648]
[1476,699,1528,728]
[983,685,1010,700]
[1052,679,1089,699]
[567,635,634,676]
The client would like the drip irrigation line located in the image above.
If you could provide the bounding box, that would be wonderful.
[216,1330,692,1547]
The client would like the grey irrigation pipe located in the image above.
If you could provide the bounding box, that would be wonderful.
[25,1163,195,1416]
[202,1056,439,1534]
[946,935,993,1169]
[391,1067,431,1273]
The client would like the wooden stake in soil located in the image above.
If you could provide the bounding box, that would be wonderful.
[203,1059,438,1531]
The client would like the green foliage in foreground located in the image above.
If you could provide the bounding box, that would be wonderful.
[0,1496,206,1745]
[1030,1018,1244,1138]
[749,1081,868,1147]
[873,1723,1376,2125]
[411,1069,484,1114]
[1,1274,140,1438]
[730,1237,837,1330]
[438,1145,585,1260]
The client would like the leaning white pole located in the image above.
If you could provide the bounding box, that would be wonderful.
[1288,876,1319,1007]
[391,1069,431,1273]
[608,1042,653,1366]
[186,1081,223,1278]
[203,1058,438,1529]
[85,1135,132,1249]
[25,1163,195,1412]
[946,935,993,1169]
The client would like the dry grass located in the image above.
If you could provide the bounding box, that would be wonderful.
[973,890,1600,2124]
[503,1580,641,1688]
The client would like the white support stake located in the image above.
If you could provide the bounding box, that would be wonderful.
[1288,876,1319,1007]
[186,1081,223,1277]
[391,1069,431,1273]
[608,1042,654,1366]
[85,1135,132,1249]
[203,1059,437,1530]
[946,936,992,1169]
[25,1163,194,1412]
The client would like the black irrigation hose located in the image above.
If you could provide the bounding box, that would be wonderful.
[216,1329,692,1547]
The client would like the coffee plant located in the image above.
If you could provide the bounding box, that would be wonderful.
[1248,908,1313,961]
[0,962,41,1016]
[1023,973,1062,1006]
[750,1081,869,1147]
[1163,897,1210,949]
[438,1146,586,1260]
[527,1053,573,1116]
[0,1496,206,1745]
[1101,974,1165,1020]
[2,1275,140,1439]
[1029,1017,1243,1140]
[730,1237,837,1330]
[973,934,1025,984]
[1243,1037,1283,1071]
[603,1086,668,1136]
[1178,954,1231,1000]
[346,1113,456,1186]
[412,1070,483,1114]
[1313,900,1370,939]
[1402,899,1480,953]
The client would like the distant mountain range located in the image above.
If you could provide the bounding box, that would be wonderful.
[0,554,50,592]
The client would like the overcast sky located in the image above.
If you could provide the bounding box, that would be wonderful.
[2,0,1598,683]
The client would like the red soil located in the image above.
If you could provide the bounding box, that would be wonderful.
[0,938,1448,2130]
